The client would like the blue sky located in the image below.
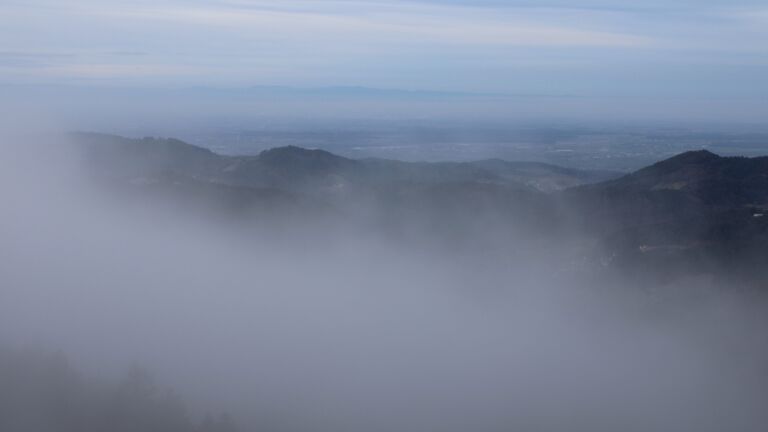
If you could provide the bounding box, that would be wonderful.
[1,0,767,120]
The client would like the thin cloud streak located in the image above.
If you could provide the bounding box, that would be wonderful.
[66,2,652,48]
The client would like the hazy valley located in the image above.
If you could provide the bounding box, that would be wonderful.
[3,0,768,430]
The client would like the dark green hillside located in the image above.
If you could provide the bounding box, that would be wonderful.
[566,150,768,286]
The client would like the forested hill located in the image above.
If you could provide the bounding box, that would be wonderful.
[72,132,617,194]
[71,133,768,287]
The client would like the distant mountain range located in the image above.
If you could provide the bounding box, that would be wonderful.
[5,84,568,101]
[74,132,617,194]
[72,132,768,288]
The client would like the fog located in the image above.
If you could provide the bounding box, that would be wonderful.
[2,129,768,432]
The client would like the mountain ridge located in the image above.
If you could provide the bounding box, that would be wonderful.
[583,148,768,207]
[70,132,768,287]
[71,132,616,193]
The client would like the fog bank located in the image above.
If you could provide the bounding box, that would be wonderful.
[1,131,767,432]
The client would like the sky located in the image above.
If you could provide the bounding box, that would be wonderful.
[1,0,767,121]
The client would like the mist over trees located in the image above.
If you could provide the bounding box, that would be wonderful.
[2,132,768,432]
[0,348,237,432]
[3,0,767,428]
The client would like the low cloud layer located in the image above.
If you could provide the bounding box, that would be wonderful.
[2,131,768,431]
